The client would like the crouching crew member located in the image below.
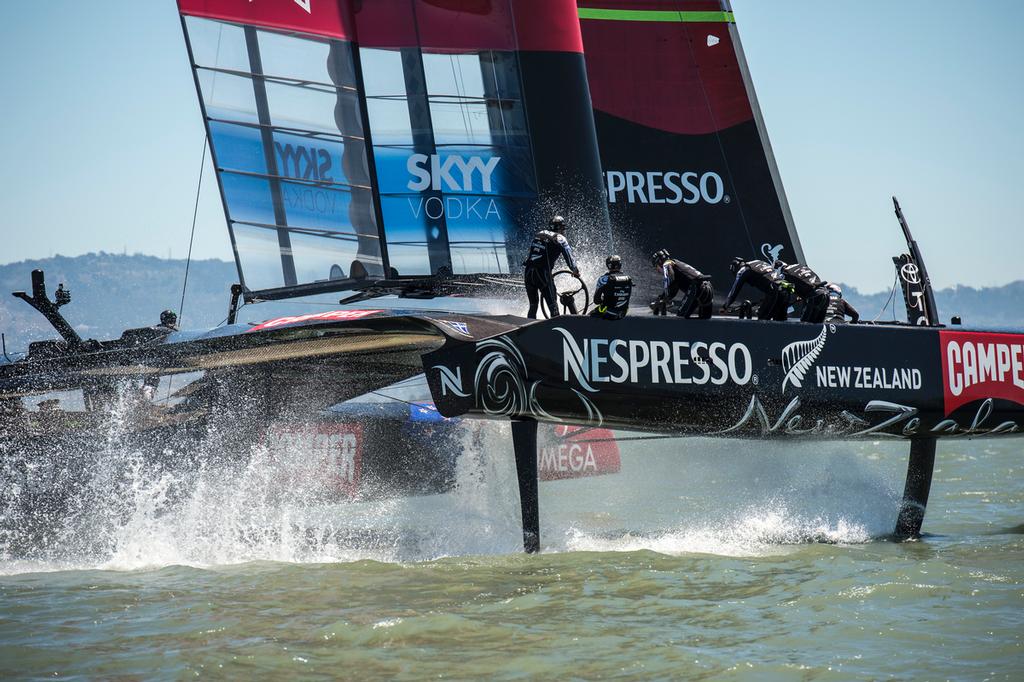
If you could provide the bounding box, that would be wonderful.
[650,250,713,319]
[523,215,579,319]
[824,283,859,323]
[590,255,632,320]
[722,257,794,321]
[774,259,829,323]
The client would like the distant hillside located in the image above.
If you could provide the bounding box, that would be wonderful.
[840,281,1024,330]
[1,253,1020,354]
[0,253,237,352]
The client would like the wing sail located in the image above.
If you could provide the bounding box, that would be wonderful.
[177,1,607,302]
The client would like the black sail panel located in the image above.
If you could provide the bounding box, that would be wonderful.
[578,1,804,298]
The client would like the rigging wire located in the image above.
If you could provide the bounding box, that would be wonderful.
[871,271,900,323]
[450,54,473,144]
[178,137,208,328]
[889,278,899,320]
[164,137,208,405]
[212,299,246,328]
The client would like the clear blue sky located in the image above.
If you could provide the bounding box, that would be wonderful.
[1,1,1021,293]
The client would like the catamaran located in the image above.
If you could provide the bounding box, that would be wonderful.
[2,0,1022,554]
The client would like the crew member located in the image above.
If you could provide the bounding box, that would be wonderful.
[774,259,829,323]
[722,256,794,321]
[138,310,178,400]
[523,215,579,319]
[158,310,179,331]
[824,283,859,323]
[590,255,632,320]
[651,250,713,319]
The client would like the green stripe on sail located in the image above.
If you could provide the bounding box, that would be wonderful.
[577,8,735,23]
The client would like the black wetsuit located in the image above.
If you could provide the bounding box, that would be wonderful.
[523,229,577,319]
[778,262,829,323]
[826,294,859,323]
[724,259,793,321]
[660,259,713,319]
[590,271,633,320]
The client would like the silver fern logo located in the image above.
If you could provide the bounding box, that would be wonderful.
[781,325,832,392]
[761,242,784,262]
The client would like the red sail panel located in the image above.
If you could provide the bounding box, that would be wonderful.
[345,0,416,47]
[350,0,583,52]
[511,0,585,53]
[579,2,750,135]
[177,0,352,39]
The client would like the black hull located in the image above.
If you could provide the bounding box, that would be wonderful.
[424,316,1024,441]
[8,310,1019,442]
[5,309,1022,553]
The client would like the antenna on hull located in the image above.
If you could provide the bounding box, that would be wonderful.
[12,270,84,349]
[891,197,940,326]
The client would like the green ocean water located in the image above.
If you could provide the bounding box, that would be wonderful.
[1,434,1022,680]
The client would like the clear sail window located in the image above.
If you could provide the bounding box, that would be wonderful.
[184,15,385,293]
[360,44,537,277]
[256,29,334,86]
[185,16,250,73]
[197,70,259,124]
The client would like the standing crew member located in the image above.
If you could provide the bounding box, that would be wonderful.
[824,283,859,323]
[774,260,829,323]
[651,250,713,319]
[722,257,794,321]
[523,215,579,319]
[139,310,179,399]
[590,255,632,320]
